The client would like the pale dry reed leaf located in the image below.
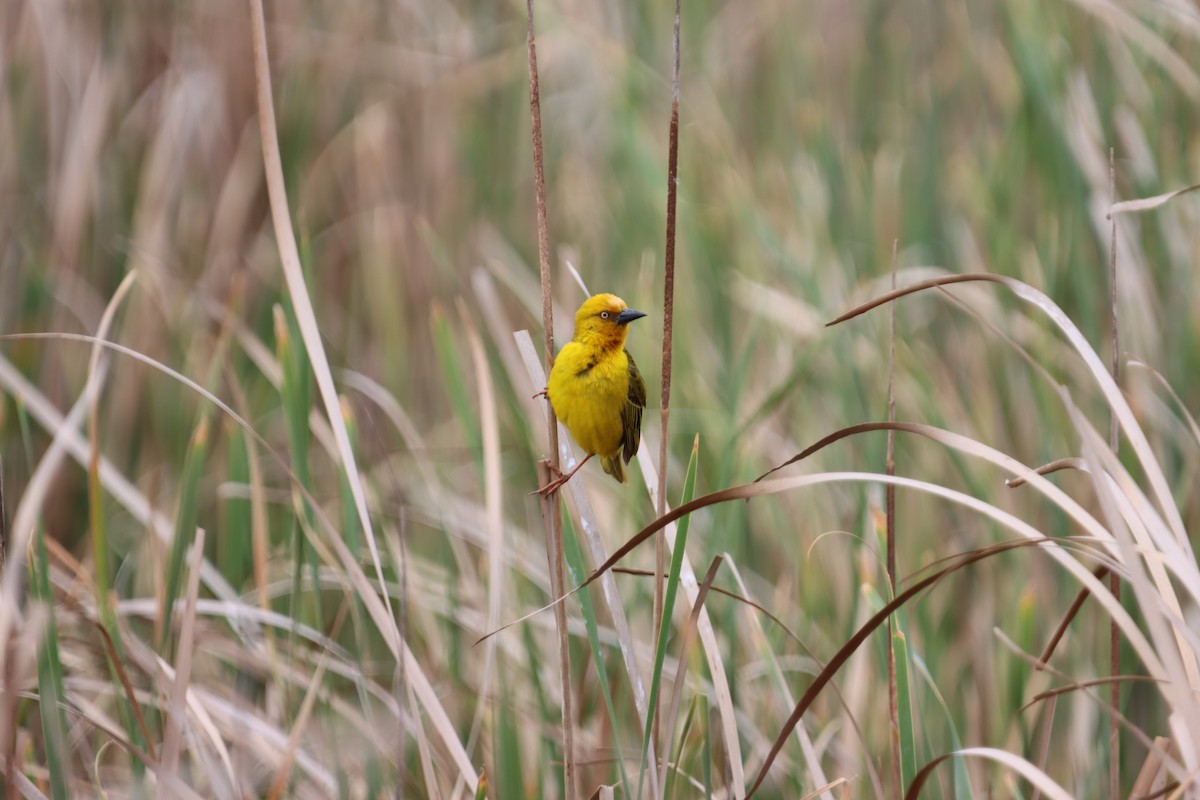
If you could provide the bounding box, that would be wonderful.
[731,276,823,339]
[460,301,504,767]
[907,747,1074,800]
[1073,419,1200,766]
[246,0,398,650]
[339,370,440,495]
[0,757,49,800]
[265,647,330,800]
[406,677,441,799]
[800,779,849,800]
[52,61,113,269]
[636,450,744,798]
[1110,183,1200,215]
[1127,360,1200,448]
[159,528,208,786]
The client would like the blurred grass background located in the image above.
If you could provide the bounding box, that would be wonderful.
[2,0,1199,796]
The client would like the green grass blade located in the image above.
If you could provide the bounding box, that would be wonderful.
[913,654,973,799]
[30,522,69,800]
[637,435,700,800]
[701,694,712,800]
[430,303,482,455]
[494,665,524,800]
[219,420,253,588]
[663,693,701,799]
[160,415,209,653]
[892,628,918,792]
[562,512,631,797]
[275,303,322,631]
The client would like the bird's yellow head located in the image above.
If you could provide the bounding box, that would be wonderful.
[571,293,646,350]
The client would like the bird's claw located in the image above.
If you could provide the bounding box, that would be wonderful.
[532,387,549,400]
[532,475,570,496]
[530,463,567,496]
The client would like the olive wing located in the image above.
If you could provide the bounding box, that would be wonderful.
[621,349,647,463]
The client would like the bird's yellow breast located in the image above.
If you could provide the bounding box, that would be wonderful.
[547,341,630,458]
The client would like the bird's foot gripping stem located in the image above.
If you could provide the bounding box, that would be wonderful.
[531,454,592,496]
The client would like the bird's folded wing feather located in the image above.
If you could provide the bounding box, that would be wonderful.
[621,349,646,463]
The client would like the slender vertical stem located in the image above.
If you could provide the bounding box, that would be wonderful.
[653,0,681,758]
[885,239,901,797]
[525,1,575,796]
[0,456,5,570]
[1107,147,1121,800]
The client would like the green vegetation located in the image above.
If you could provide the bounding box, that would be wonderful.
[1,0,1198,797]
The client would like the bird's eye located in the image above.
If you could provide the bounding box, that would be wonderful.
[600,311,610,319]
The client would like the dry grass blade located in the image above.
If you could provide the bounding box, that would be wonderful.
[903,747,1073,800]
[1005,457,1087,488]
[462,303,505,767]
[1109,182,1200,214]
[266,634,333,799]
[1019,675,1159,712]
[245,0,397,642]
[0,757,48,800]
[159,528,206,787]
[1039,565,1111,667]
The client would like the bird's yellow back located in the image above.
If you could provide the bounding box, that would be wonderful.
[547,294,647,483]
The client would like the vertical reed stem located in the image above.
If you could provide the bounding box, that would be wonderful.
[525,1,576,795]
[653,0,682,758]
[885,238,901,798]
[1107,146,1120,800]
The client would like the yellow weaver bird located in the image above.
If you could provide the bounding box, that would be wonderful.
[536,293,647,495]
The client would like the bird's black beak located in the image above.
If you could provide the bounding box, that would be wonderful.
[616,308,647,325]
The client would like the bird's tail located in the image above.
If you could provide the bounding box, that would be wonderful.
[600,452,627,483]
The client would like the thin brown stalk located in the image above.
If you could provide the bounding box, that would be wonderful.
[658,555,722,794]
[537,462,576,798]
[1108,146,1121,800]
[1039,565,1111,667]
[160,528,207,784]
[0,461,7,800]
[885,238,900,799]
[524,0,575,793]
[1030,697,1056,800]
[2,633,13,800]
[0,456,5,570]
[1005,457,1086,488]
[653,0,682,757]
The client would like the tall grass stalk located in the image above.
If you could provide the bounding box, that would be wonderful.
[653,0,683,760]
[523,0,576,793]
